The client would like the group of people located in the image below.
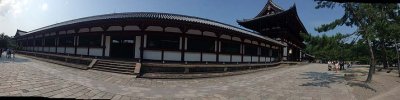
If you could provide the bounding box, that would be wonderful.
[327,61,352,73]
[0,48,15,59]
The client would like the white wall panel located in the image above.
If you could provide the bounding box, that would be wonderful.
[89,48,103,57]
[202,53,216,62]
[260,57,266,62]
[57,47,65,53]
[185,52,201,61]
[77,47,88,55]
[243,56,251,62]
[252,56,258,62]
[266,57,271,63]
[232,55,242,62]
[44,47,50,52]
[164,51,181,61]
[219,54,230,62]
[49,47,56,53]
[143,50,162,60]
[66,47,75,54]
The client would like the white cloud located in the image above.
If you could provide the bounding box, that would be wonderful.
[41,3,48,11]
[0,0,29,17]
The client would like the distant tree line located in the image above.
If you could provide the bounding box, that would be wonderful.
[0,33,16,49]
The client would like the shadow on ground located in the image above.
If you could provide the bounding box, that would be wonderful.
[346,82,377,92]
[299,72,345,88]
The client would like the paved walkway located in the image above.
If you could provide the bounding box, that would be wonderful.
[0,54,356,100]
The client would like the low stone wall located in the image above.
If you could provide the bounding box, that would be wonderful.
[16,51,93,69]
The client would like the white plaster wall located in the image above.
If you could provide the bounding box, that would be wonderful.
[66,47,75,54]
[203,31,216,37]
[232,37,241,42]
[59,31,66,35]
[244,39,251,43]
[220,35,231,40]
[186,29,202,35]
[165,27,181,33]
[67,30,75,34]
[185,52,201,61]
[244,56,251,62]
[90,27,103,32]
[78,28,90,33]
[266,57,271,62]
[252,56,259,62]
[77,47,88,55]
[202,53,216,62]
[219,54,230,62]
[164,51,181,61]
[89,48,103,57]
[145,26,163,32]
[124,25,140,31]
[57,47,65,53]
[232,55,242,62]
[49,47,56,53]
[107,26,123,31]
[134,36,141,58]
[105,36,110,57]
[143,50,161,60]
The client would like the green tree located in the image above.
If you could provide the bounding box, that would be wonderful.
[314,2,400,82]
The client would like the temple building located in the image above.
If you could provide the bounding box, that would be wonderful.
[14,0,308,76]
[238,0,308,61]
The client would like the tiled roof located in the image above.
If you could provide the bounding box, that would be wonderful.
[25,12,285,46]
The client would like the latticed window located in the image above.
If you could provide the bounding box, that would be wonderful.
[59,36,74,46]
[147,34,180,50]
[79,35,101,47]
[187,36,215,52]
[244,44,258,56]
[44,38,55,46]
[221,41,240,54]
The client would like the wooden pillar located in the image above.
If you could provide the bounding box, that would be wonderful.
[216,34,220,63]
[102,32,106,58]
[139,25,146,63]
[42,33,45,52]
[74,30,78,55]
[180,27,188,62]
[55,32,59,54]
[241,38,244,63]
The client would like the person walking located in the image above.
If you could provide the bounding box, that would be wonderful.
[11,49,15,59]
[335,61,339,73]
[6,49,11,59]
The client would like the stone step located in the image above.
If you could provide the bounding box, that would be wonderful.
[94,63,135,69]
[96,61,135,66]
[94,63,135,70]
[91,67,135,75]
[97,59,137,64]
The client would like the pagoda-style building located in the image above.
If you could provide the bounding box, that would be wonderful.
[238,0,307,61]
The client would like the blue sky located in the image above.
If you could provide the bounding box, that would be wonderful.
[0,0,355,36]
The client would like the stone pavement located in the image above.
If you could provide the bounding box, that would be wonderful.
[0,54,356,100]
